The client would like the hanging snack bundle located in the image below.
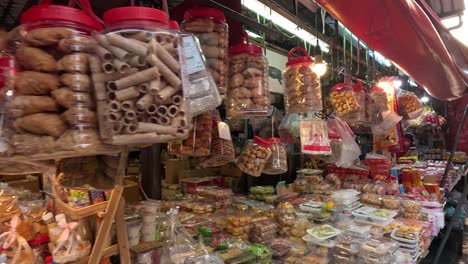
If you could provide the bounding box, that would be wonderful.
[330,81,361,117]
[182,7,228,95]
[283,47,322,113]
[368,86,388,125]
[341,79,367,125]
[263,137,288,175]
[300,115,331,155]
[237,136,272,177]
[3,2,119,159]
[227,33,269,118]
[200,114,235,167]
[168,111,212,156]
[397,92,423,119]
[90,7,191,145]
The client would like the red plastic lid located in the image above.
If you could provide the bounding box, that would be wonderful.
[45,256,53,264]
[169,20,180,30]
[20,4,102,31]
[103,7,168,26]
[184,7,226,23]
[229,32,262,56]
[254,136,271,148]
[286,47,313,66]
[211,115,222,127]
[266,137,281,144]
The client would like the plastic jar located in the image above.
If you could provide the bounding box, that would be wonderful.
[227,33,269,118]
[236,136,272,177]
[92,7,190,146]
[341,80,367,125]
[263,138,287,175]
[200,114,235,167]
[168,111,212,156]
[4,2,119,160]
[283,47,322,113]
[330,81,362,117]
[182,7,228,96]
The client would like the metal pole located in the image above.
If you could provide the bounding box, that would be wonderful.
[439,104,468,188]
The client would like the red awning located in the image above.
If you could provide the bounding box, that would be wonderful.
[317,0,468,101]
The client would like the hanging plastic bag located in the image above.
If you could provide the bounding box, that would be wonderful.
[397,91,424,119]
[278,113,301,144]
[327,117,361,168]
[200,112,235,167]
[299,115,331,155]
[263,137,288,175]
[371,110,402,135]
[340,79,367,125]
[330,80,361,118]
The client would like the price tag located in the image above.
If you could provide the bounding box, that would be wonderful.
[182,36,205,75]
[218,122,231,141]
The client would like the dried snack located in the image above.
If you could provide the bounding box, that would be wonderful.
[14,71,60,95]
[168,111,212,156]
[330,81,361,117]
[402,200,421,213]
[382,196,401,209]
[200,114,235,167]
[236,136,272,176]
[263,138,287,175]
[398,92,423,119]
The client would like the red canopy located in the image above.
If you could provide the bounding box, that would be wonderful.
[317,0,468,101]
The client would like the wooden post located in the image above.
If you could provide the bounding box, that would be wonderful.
[140,144,162,199]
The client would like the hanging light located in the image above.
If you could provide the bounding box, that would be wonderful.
[312,54,327,77]
[421,96,429,103]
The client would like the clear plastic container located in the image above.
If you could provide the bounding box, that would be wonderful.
[182,7,228,96]
[168,111,211,156]
[262,138,287,175]
[236,136,272,177]
[227,33,269,118]
[93,7,191,145]
[200,114,235,167]
[3,2,119,160]
[330,82,361,117]
[125,214,142,246]
[341,80,367,125]
[283,47,322,113]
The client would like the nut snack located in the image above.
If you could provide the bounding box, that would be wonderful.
[182,7,228,95]
[397,92,423,119]
[283,47,322,113]
[330,82,361,117]
[200,114,235,167]
[263,138,287,175]
[3,3,119,160]
[168,111,212,156]
[227,33,269,118]
[92,7,191,145]
[237,136,272,177]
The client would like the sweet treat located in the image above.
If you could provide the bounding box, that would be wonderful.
[168,111,211,156]
[236,137,272,176]
[402,200,422,213]
[330,82,361,117]
[398,93,423,119]
[382,196,401,210]
[200,115,235,167]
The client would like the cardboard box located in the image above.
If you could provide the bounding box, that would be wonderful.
[7,175,40,193]
[165,159,190,184]
[123,179,140,204]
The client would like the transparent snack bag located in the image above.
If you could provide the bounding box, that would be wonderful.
[168,111,212,156]
[200,113,235,167]
[236,136,272,177]
[299,115,331,155]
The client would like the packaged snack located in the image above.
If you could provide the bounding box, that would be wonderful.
[402,200,422,213]
[200,114,235,167]
[299,115,331,155]
[330,81,361,117]
[283,47,322,113]
[0,215,34,263]
[341,79,367,125]
[236,136,272,176]
[92,7,191,145]
[182,7,228,95]
[168,111,212,156]
[382,196,401,210]
[397,92,423,119]
[227,33,269,118]
[263,138,287,175]
[278,113,301,144]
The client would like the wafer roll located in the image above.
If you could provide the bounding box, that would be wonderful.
[108,66,160,90]
[136,93,154,110]
[107,33,148,56]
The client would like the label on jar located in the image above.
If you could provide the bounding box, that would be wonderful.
[182,36,206,75]
[218,122,231,141]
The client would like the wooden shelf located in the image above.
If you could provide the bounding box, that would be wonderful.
[54,197,109,220]
[130,241,164,254]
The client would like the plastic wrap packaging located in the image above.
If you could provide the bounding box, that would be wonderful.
[367,86,389,125]
[200,113,235,167]
[397,91,423,119]
[0,183,18,217]
[371,110,402,135]
[299,115,331,155]
[283,47,322,113]
[91,7,191,145]
[327,117,361,168]
[278,113,301,144]
[0,215,34,263]
[263,138,287,175]
[330,81,361,117]
[2,2,120,160]
[236,136,272,177]
[182,7,228,95]
[168,111,212,156]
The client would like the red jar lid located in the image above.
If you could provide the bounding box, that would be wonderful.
[254,136,271,148]
[286,46,313,66]
[20,4,102,31]
[229,33,262,56]
[169,20,180,30]
[184,7,226,23]
[103,7,169,25]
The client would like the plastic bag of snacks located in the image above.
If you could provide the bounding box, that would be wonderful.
[367,86,388,125]
[328,117,360,168]
[371,110,402,135]
[330,81,361,117]
[283,47,322,113]
[339,78,367,125]
[91,7,191,145]
[299,115,331,155]
[3,1,120,160]
[0,215,34,263]
[397,91,423,119]
[237,136,272,176]
[263,138,288,175]
[182,7,228,96]
[50,217,91,263]
[227,33,269,118]
[168,111,212,156]
[200,114,235,167]
[278,113,301,144]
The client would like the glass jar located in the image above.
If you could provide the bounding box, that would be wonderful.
[263,138,287,175]
[182,7,228,96]
[283,47,322,113]
[227,33,269,118]
[168,111,212,156]
[93,7,191,146]
[3,2,119,160]
[236,136,272,177]
[200,114,235,167]
[169,20,221,117]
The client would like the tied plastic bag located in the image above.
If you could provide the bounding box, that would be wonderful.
[371,110,402,135]
[278,113,300,144]
[0,215,34,264]
[327,117,361,168]
[299,115,331,155]
[397,91,423,119]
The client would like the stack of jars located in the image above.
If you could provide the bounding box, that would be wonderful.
[141,200,160,242]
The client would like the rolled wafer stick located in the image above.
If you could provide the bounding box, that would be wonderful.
[172,94,183,105]
[95,45,113,61]
[126,56,147,67]
[171,113,187,127]
[149,78,161,95]
[136,115,147,122]
[138,83,149,93]
[128,31,152,42]
[95,34,112,49]
[109,46,129,60]
[167,105,179,117]
[92,68,138,83]
[146,54,181,88]
[155,85,180,103]
[102,61,115,73]
[111,133,181,145]
[112,121,124,134]
[108,111,122,122]
[125,111,137,120]
[96,34,130,60]
[97,101,112,138]
[108,66,160,90]
[109,100,121,112]
[107,33,148,56]
[123,123,138,134]
[113,59,130,73]
[162,42,177,55]
[145,104,158,115]
[149,39,180,72]
[159,115,170,125]
[88,54,102,73]
[136,106,146,114]
[121,100,135,111]
[136,122,179,134]
[157,105,168,116]
[94,82,107,100]
[148,116,159,124]
[136,93,154,110]
[109,86,139,101]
